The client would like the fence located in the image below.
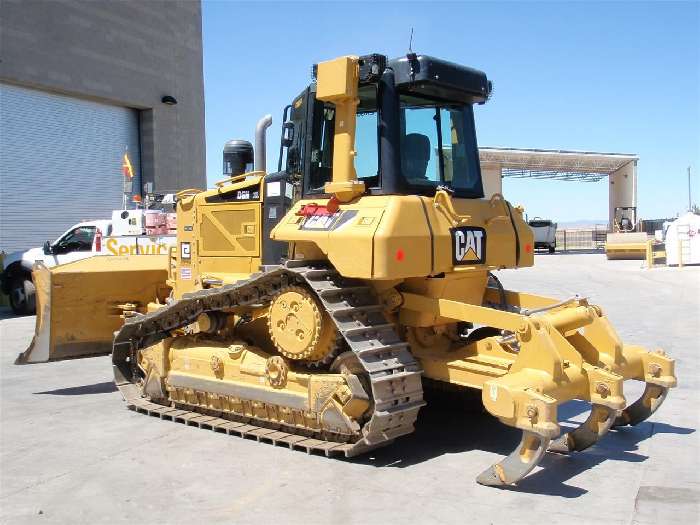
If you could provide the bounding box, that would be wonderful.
[552,227,608,252]
[640,218,675,236]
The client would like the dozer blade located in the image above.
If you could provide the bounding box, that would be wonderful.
[548,404,617,454]
[613,384,669,428]
[16,256,168,364]
[476,431,550,486]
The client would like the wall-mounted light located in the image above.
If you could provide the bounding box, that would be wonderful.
[161,95,178,105]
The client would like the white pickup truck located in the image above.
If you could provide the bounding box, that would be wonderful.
[528,217,558,253]
[1,209,176,314]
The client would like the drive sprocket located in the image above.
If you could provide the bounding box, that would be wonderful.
[267,285,340,366]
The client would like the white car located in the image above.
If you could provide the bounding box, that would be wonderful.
[528,218,557,254]
[2,210,175,315]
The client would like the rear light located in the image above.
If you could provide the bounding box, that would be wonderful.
[297,203,334,217]
[95,228,102,252]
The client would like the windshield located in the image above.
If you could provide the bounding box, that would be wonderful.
[399,93,484,198]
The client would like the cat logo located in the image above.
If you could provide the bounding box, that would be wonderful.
[451,226,486,265]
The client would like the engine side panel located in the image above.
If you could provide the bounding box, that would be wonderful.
[172,177,265,299]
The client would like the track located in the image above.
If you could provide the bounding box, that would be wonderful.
[112,260,425,457]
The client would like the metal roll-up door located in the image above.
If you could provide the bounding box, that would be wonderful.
[0,83,141,253]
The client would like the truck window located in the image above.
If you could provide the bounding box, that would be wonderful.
[55,226,96,253]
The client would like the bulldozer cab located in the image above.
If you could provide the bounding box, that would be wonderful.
[281,54,490,201]
[271,54,532,280]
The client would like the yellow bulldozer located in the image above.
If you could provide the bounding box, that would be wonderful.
[17,53,676,487]
[605,206,649,260]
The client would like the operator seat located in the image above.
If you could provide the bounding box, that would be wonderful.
[402,133,431,182]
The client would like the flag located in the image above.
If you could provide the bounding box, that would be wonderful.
[122,152,134,179]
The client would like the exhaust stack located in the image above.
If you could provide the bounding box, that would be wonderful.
[254,114,273,172]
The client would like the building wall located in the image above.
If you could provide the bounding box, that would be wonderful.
[481,165,503,198]
[0,0,206,194]
[608,161,637,230]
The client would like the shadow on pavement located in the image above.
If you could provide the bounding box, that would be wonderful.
[348,392,695,498]
[558,399,591,421]
[27,380,695,496]
[33,381,117,395]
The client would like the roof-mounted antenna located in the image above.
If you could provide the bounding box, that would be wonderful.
[407,27,418,81]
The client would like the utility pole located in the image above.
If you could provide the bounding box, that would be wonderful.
[688,166,692,211]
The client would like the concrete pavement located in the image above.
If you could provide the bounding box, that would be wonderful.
[1,254,698,524]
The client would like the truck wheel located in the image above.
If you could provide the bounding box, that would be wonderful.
[548,244,556,254]
[9,277,36,315]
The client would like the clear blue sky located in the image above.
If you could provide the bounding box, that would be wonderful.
[202,1,699,222]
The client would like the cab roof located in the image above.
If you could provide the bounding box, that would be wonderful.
[388,54,491,104]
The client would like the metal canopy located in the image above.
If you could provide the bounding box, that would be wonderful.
[479,147,638,182]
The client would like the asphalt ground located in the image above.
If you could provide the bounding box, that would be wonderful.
[1,254,698,524]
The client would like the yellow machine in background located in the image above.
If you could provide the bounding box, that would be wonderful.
[20,53,676,487]
[605,206,649,260]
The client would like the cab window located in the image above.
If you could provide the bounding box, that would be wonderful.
[307,103,335,193]
[306,85,379,194]
[399,93,484,198]
[285,92,309,176]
